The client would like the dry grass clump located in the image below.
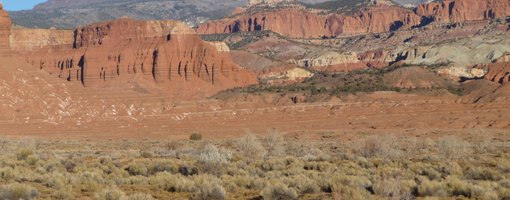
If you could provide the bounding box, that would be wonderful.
[0,133,507,199]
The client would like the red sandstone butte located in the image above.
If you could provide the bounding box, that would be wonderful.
[22,18,257,98]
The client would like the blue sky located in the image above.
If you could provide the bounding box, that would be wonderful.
[1,0,47,11]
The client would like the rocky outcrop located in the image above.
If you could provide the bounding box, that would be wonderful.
[206,41,230,52]
[198,0,510,39]
[483,54,510,84]
[0,3,11,54]
[25,18,257,97]
[415,0,510,24]
[291,51,360,68]
[10,28,74,51]
[437,66,487,79]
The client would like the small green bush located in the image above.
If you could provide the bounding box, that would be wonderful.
[190,133,203,141]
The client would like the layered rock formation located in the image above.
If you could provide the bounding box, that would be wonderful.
[10,28,74,51]
[198,0,510,38]
[0,4,11,54]
[24,18,257,97]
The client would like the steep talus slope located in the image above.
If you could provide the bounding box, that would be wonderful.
[198,0,510,38]
[20,18,257,98]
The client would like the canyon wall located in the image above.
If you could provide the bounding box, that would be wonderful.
[198,0,510,38]
[0,4,11,54]
[197,9,330,38]
[24,18,257,97]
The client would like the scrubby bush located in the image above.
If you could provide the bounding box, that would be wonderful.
[149,172,195,193]
[95,187,126,200]
[126,162,149,176]
[332,185,370,200]
[52,188,74,200]
[16,149,33,160]
[0,183,39,200]
[193,175,226,200]
[263,132,285,157]
[437,137,472,159]
[236,134,266,158]
[261,181,298,200]
[197,144,232,173]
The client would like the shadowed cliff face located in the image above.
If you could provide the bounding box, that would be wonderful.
[22,18,257,98]
[197,0,510,38]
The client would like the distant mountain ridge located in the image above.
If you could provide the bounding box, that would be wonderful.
[9,0,427,29]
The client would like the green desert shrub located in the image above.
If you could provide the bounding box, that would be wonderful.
[261,181,298,200]
[0,183,39,200]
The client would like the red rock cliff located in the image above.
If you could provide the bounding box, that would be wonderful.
[25,18,257,98]
[198,5,421,38]
[326,5,421,36]
[0,3,11,54]
[198,0,510,38]
[415,0,510,23]
[197,9,330,38]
